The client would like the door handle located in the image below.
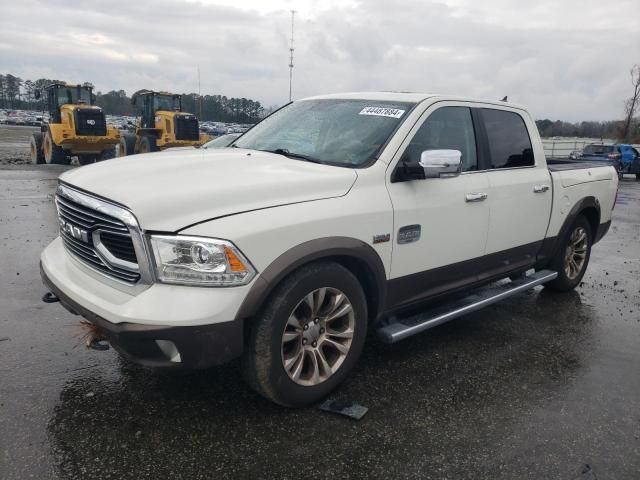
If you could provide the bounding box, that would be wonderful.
[465,192,488,202]
[533,184,550,193]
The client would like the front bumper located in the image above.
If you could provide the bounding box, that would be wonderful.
[40,238,246,368]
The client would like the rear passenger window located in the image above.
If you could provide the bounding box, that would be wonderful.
[481,109,534,168]
[404,107,478,172]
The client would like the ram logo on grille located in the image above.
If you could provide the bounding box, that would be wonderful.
[59,217,89,243]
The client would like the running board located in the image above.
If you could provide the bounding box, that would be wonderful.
[377,269,558,344]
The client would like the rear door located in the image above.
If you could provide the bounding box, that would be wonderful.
[386,104,490,306]
[478,108,552,278]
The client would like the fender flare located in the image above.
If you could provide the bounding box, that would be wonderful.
[536,196,601,268]
[235,237,387,322]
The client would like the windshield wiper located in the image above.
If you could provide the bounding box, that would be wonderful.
[260,148,323,164]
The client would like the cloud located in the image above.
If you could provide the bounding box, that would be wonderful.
[0,0,638,120]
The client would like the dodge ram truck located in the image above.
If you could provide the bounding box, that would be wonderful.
[41,93,618,407]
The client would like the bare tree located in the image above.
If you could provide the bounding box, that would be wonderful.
[621,64,640,141]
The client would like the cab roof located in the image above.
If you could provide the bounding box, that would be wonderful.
[48,82,92,89]
[299,91,528,111]
[133,90,180,97]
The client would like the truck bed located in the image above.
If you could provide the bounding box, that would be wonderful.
[546,158,612,171]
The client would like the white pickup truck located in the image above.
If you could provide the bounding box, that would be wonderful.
[41,93,618,407]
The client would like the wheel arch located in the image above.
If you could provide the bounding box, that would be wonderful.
[236,237,387,327]
[536,196,601,268]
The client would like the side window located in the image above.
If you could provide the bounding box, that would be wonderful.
[480,109,534,168]
[404,107,478,172]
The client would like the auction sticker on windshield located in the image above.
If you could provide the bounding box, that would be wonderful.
[359,106,406,118]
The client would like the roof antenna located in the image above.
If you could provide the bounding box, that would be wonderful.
[501,96,508,102]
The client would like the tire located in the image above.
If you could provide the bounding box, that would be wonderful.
[118,134,136,157]
[30,132,44,164]
[98,148,116,161]
[636,173,640,181]
[242,261,368,407]
[78,154,97,166]
[139,135,157,154]
[43,131,70,165]
[544,215,592,292]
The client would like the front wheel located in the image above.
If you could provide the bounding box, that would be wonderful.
[30,132,44,164]
[118,134,136,157]
[43,131,70,165]
[139,135,157,154]
[242,262,368,407]
[544,215,592,292]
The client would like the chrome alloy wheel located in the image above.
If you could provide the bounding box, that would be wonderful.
[281,287,355,386]
[564,226,588,280]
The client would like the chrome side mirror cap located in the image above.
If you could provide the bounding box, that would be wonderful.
[419,149,462,178]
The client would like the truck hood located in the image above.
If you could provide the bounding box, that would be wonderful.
[60,149,357,231]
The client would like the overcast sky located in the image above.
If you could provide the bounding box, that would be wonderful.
[1,0,638,121]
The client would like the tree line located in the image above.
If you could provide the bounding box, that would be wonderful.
[0,74,266,123]
[534,118,639,142]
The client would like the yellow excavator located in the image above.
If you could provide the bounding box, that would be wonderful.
[118,90,208,156]
[31,82,120,165]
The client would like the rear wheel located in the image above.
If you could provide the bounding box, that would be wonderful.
[242,262,368,407]
[78,154,97,166]
[98,148,116,161]
[139,135,157,154]
[118,134,136,157]
[636,173,640,181]
[545,215,592,292]
[30,132,44,164]
[43,131,70,165]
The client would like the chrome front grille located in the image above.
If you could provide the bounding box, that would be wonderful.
[56,185,142,284]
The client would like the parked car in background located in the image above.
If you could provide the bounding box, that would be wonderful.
[579,143,640,180]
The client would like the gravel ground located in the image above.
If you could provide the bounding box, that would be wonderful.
[0,125,39,165]
[0,125,87,166]
[0,163,639,479]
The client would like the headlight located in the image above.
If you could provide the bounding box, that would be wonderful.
[149,235,256,286]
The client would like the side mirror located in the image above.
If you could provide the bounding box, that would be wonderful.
[419,149,462,178]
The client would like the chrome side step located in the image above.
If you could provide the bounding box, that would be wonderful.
[377,269,558,344]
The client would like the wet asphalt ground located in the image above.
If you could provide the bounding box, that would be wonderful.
[0,163,639,480]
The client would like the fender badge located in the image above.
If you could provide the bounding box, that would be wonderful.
[372,233,390,244]
[398,224,421,244]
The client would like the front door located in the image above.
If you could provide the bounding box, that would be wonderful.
[386,104,490,307]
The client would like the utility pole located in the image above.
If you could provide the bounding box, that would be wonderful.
[197,64,202,119]
[288,10,296,102]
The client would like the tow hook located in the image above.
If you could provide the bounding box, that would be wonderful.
[42,291,59,303]
[79,320,110,351]
[87,335,110,351]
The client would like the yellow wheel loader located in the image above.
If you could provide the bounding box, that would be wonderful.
[30,83,120,165]
[118,90,208,156]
